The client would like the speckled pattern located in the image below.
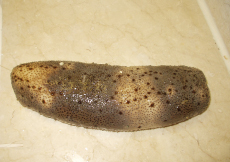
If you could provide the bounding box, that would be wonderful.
[11,61,210,132]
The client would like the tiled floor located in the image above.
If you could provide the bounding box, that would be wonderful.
[1,0,230,161]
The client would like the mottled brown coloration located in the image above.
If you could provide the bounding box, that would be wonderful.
[11,61,210,132]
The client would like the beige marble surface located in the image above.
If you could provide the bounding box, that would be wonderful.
[1,0,230,161]
[206,0,230,57]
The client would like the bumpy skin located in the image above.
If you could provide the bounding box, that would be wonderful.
[11,61,210,132]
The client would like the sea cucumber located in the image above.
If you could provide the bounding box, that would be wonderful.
[11,61,210,132]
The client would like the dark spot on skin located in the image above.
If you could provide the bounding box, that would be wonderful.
[133,98,137,101]
[147,92,151,94]
[27,85,30,88]
[134,88,138,92]
[50,92,55,96]
[26,80,29,82]
[20,87,23,90]
[157,91,161,95]
[117,75,122,78]
[127,74,130,77]
[107,74,111,77]
[175,90,178,92]
[185,80,188,82]
[132,79,135,82]
[151,87,155,90]
[53,66,57,69]
[155,77,158,80]
[159,73,162,75]
[32,86,36,89]
[149,74,152,76]
[150,103,155,107]
[68,76,71,80]
[183,85,187,90]
[42,100,45,104]
[47,80,50,83]
[202,95,205,97]
[168,88,172,92]
[192,90,196,94]
[144,95,148,99]
[144,72,147,74]
[173,77,175,79]
[115,91,118,95]
[31,96,33,99]
[29,68,33,70]
[99,109,102,113]
[119,111,123,115]
[136,68,139,70]
[154,71,158,74]
[21,95,24,97]
[147,82,150,85]
[190,86,193,89]
[166,100,170,104]
[78,100,82,104]
[58,82,62,85]
[177,107,181,112]
[141,74,144,77]
[59,92,63,95]
[26,65,30,67]
[40,65,43,67]
[113,80,116,83]
[45,66,48,69]
[198,102,200,106]
[62,68,66,70]
[38,87,42,90]
[173,73,176,75]
[149,71,152,72]
[138,126,141,128]
[111,96,114,99]
[126,100,130,104]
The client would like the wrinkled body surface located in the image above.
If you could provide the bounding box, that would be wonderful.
[11,61,210,132]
